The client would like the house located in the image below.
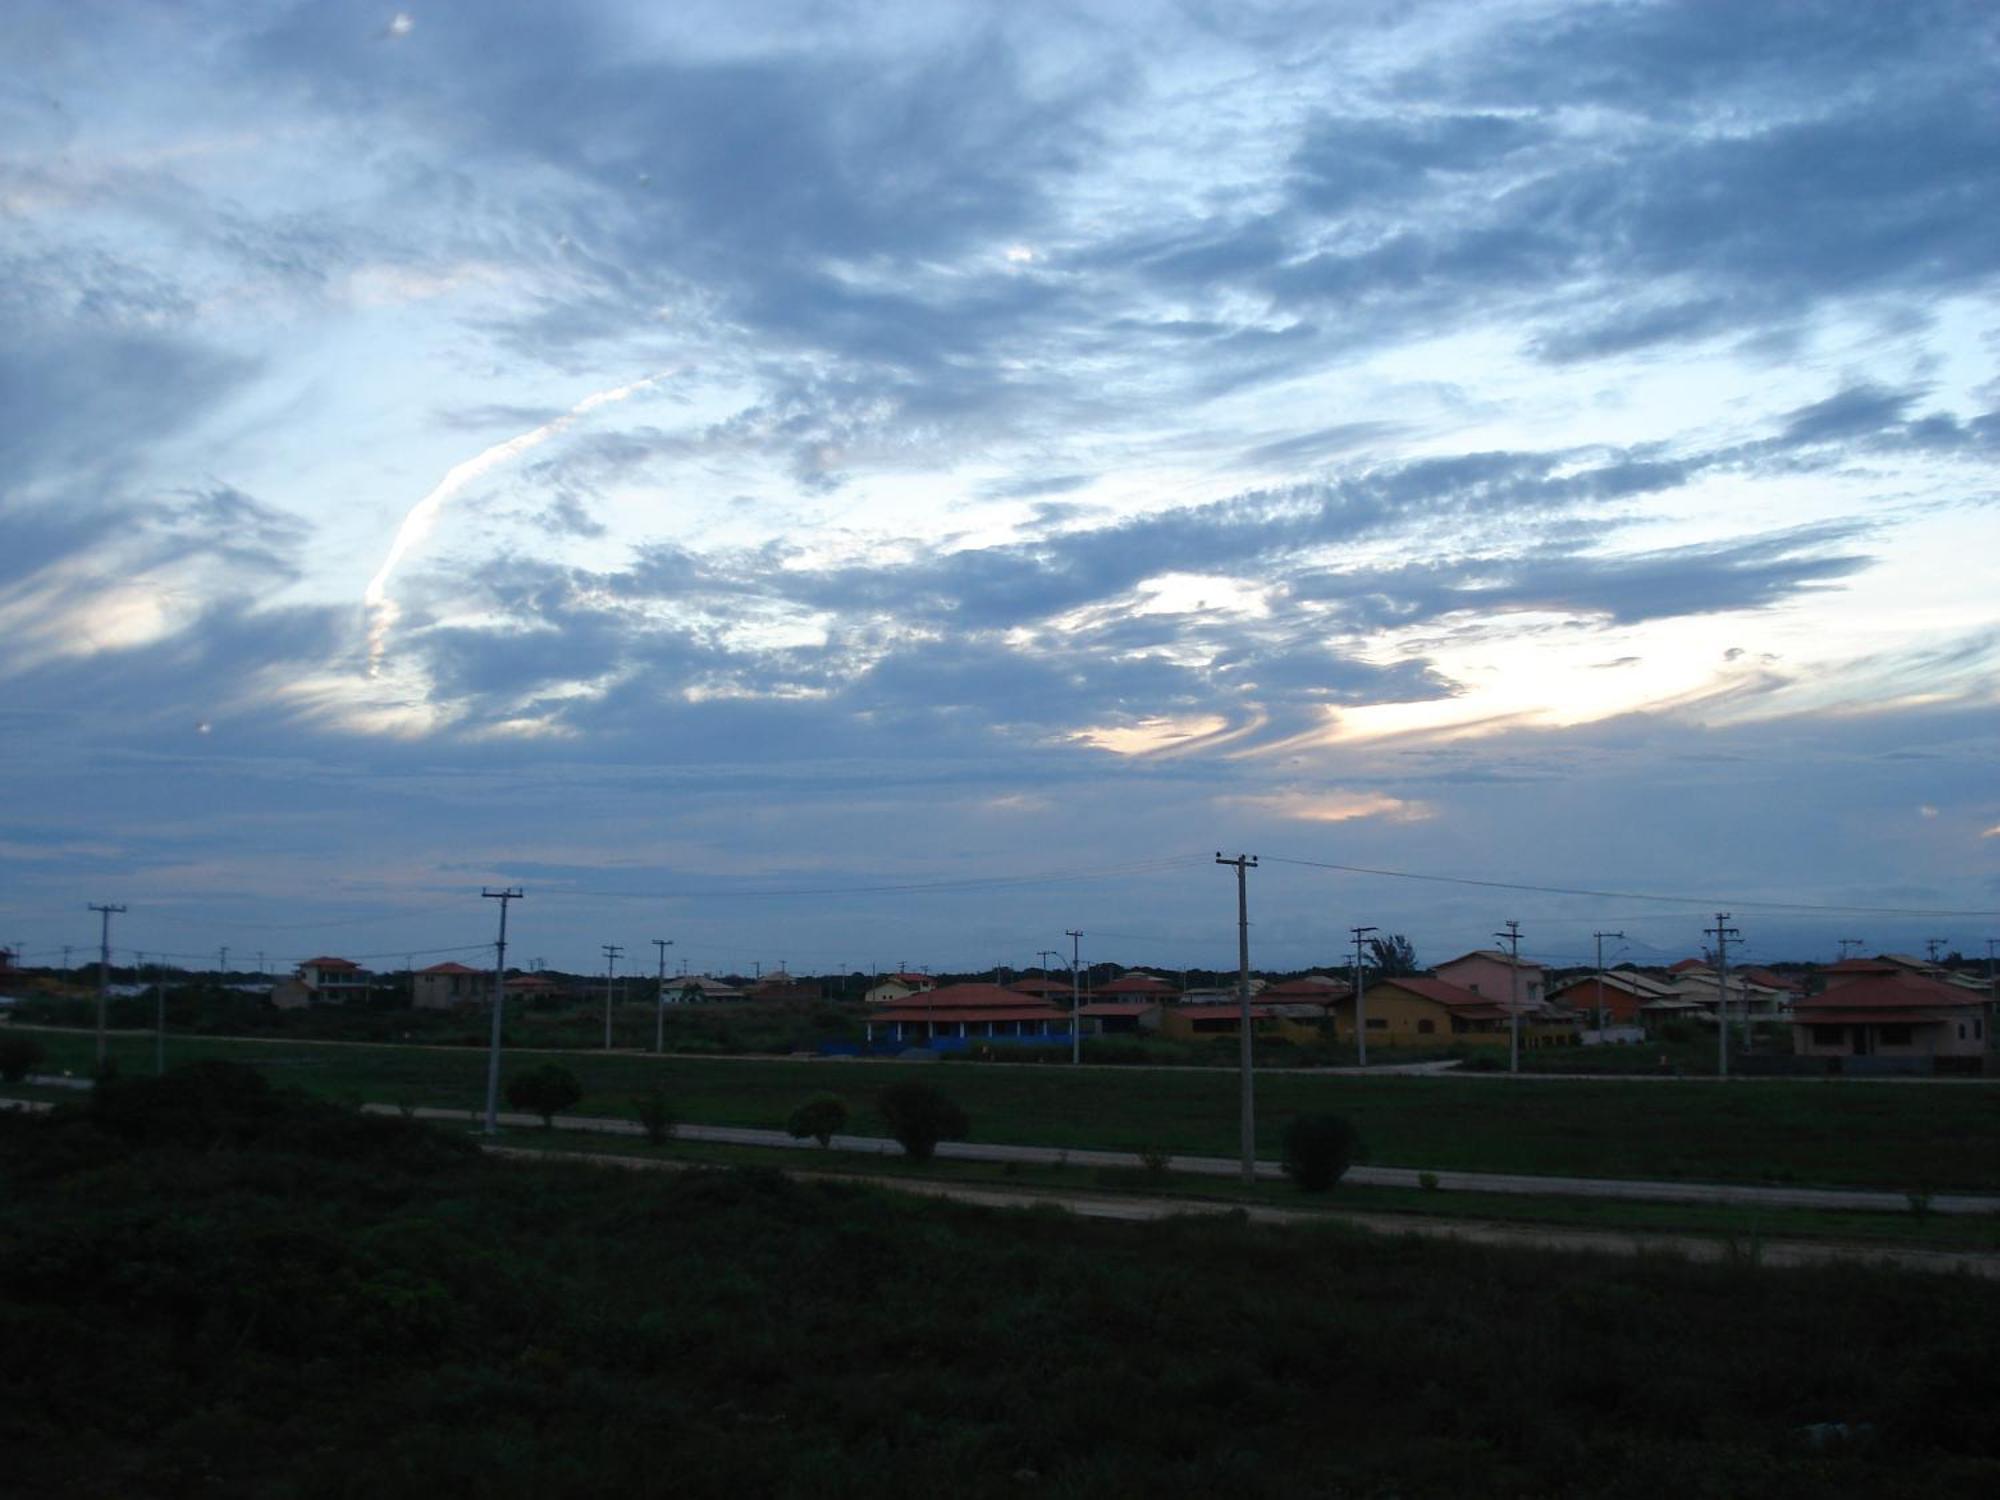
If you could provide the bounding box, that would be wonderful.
[505,973,563,1003]
[865,972,935,1005]
[748,972,822,1002]
[1664,965,1790,1024]
[1547,970,1679,1027]
[1263,974,1353,1003]
[1332,976,1514,1047]
[1433,951,1546,1011]
[665,975,747,1004]
[270,955,372,1010]
[1792,964,1989,1066]
[1156,1001,1320,1044]
[1077,1001,1161,1035]
[1008,976,1073,1001]
[412,961,488,1009]
[1095,972,1179,1001]
[866,983,1068,1045]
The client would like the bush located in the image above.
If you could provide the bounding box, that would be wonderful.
[1281,1113,1357,1192]
[786,1094,849,1148]
[0,1035,46,1082]
[1138,1145,1174,1178]
[506,1064,582,1129]
[1418,1170,1440,1192]
[876,1081,968,1164]
[633,1089,678,1146]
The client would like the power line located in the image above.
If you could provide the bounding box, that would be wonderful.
[1262,854,1996,918]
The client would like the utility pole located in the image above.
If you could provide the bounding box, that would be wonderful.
[255,949,267,976]
[481,888,522,1136]
[1593,931,1626,1034]
[61,944,72,974]
[1065,931,1083,1065]
[1925,937,1948,969]
[1838,937,1865,961]
[218,945,229,978]
[1217,853,1259,1185]
[88,903,126,1073]
[1038,949,1058,980]
[1708,913,1741,1079]
[602,944,623,1049]
[652,938,673,1053]
[143,956,166,1072]
[1495,920,1523,1074]
[1350,925,1377,1067]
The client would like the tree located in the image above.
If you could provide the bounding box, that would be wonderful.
[786,1094,849,1148]
[1281,1113,1358,1192]
[0,1035,46,1083]
[506,1064,581,1129]
[633,1088,678,1146]
[1365,934,1419,977]
[875,1081,968,1164]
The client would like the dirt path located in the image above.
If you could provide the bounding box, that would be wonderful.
[484,1143,2000,1279]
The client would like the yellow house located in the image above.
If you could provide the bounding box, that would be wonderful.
[1331,977,1513,1047]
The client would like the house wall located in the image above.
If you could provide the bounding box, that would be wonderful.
[412,971,484,1009]
[1331,988,1457,1046]
[1435,955,1543,1008]
[1552,979,1641,1025]
[1792,1014,1987,1058]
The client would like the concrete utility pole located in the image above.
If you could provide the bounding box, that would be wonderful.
[1593,931,1626,1035]
[1709,913,1741,1079]
[481,888,522,1136]
[1217,853,1259,1185]
[1066,930,1083,1065]
[218,945,229,978]
[1495,920,1523,1074]
[1926,937,1948,969]
[148,953,166,1076]
[1350,925,1377,1067]
[88,903,126,1072]
[652,938,674,1053]
[601,944,623,1050]
[1838,937,1865,961]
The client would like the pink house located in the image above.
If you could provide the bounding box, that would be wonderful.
[1433,950,1546,1012]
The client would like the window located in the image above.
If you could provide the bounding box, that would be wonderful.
[1812,1025,1846,1047]
[1417,1019,1435,1034]
[1878,1025,1913,1047]
[1366,1018,1386,1030]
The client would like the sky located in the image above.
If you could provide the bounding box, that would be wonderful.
[3,0,1997,981]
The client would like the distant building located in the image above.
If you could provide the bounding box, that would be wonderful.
[1547,970,1679,1027]
[1333,977,1515,1047]
[866,983,1067,1044]
[865,972,935,1005]
[1433,951,1546,1012]
[1095,972,1180,1001]
[271,955,371,1009]
[412,961,488,1009]
[1793,964,1988,1064]
[664,975,746,1004]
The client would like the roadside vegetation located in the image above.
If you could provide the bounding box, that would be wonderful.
[2,1064,1995,1497]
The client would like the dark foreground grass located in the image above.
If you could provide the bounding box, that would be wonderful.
[3,1065,1997,1499]
[21,1024,2000,1190]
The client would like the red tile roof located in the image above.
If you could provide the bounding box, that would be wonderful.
[1009,977,1072,996]
[303,956,360,970]
[1372,977,1516,1018]
[885,983,1061,1011]
[1097,973,1176,995]
[874,1004,1071,1025]
[1821,958,1901,975]
[1794,973,1982,1021]
[1078,1001,1159,1017]
[1264,974,1351,997]
[418,961,483,975]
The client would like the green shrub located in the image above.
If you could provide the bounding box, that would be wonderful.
[1418,1170,1440,1192]
[633,1088,679,1145]
[0,1035,46,1082]
[1281,1113,1358,1192]
[876,1080,968,1163]
[786,1094,849,1148]
[506,1064,582,1129]
[1138,1145,1174,1178]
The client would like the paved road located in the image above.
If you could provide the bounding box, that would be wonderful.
[485,1143,2000,1280]
[377,1104,2000,1216]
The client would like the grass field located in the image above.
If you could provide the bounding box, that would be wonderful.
[6,1068,1998,1497]
[20,1023,2000,1191]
